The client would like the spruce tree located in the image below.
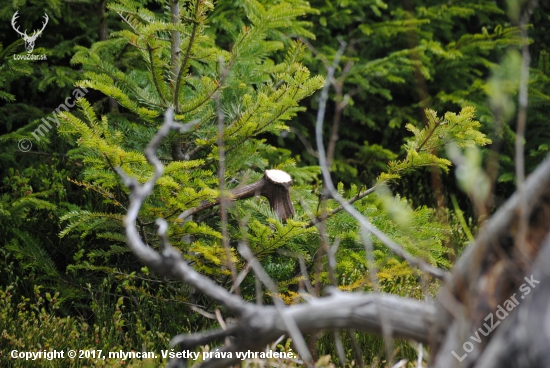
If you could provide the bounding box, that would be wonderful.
[58,0,490,330]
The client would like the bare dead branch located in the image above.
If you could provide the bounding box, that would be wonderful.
[115,109,247,314]
[171,326,238,351]
[195,291,435,368]
[288,126,319,158]
[311,43,447,281]
[471,232,550,368]
[306,184,381,227]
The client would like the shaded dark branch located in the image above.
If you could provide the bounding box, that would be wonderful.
[180,85,220,115]
[173,57,235,161]
[170,0,180,85]
[252,223,299,261]
[215,74,239,295]
[98,0,119,112]
[147,43,169,104]
[326,59,353,168]
[174,0,200,113]
[288,126,319,158]
[417,116,444,152]
[514,0,538,259]
[98,1,108,41]
[179,55,237,115]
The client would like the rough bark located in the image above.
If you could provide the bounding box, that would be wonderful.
[430,154,550,367]
[472,233,550,368]
[187,291,436,368]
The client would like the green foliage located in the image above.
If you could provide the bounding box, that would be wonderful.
[0,272,168,367]
[380,106,491,182]
[58,0,324,290]
[280,0,534,193]
[319,183,452,294]
[486,46,550,192]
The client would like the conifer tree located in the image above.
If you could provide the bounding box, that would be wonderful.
[58,0,324,306]
[0,0,106,301]
[57,0,490,335]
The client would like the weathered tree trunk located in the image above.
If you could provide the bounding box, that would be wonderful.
[178,169,295,221]
[472,236,550,368]
[430,155,550,367]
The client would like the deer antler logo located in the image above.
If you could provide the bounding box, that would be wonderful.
[11,11,49,53]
